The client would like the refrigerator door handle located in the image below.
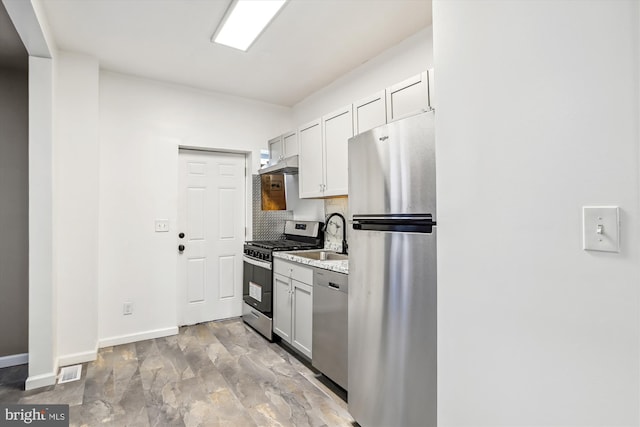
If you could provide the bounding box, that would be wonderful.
[352,216,436,233]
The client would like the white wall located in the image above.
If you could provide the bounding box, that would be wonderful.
[434,1,639,425]
[26,56,57,390]
[54,51,99,365]
[292,27,432,125]
[98,72,292,345]
[4,0,59,391]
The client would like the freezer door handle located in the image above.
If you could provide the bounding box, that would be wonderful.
[352,215,436,233]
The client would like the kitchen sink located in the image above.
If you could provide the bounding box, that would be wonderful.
[289,250,348,261]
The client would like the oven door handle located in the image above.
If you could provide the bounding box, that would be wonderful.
[243,256,272,270]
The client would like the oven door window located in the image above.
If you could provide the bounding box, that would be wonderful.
[243,260,272,313]
[249,281,262,302]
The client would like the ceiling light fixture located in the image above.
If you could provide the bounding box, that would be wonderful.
[212,0,287,52]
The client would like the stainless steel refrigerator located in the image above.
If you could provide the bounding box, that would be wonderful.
[348,111,437,427]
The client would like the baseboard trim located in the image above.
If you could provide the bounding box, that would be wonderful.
[0,353,28,368]
[57,349,97,367]
[98,326,179,348]
[25,372,56,390]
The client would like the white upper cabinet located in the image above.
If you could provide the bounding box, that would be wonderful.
[298,119,324,198]
[268,135,284,164]
[353,90,387,135]
[280,69,433,198]
[283,131,298,157]
[386,72,430,123]
[299,106,352,199]
[322,105,352,197]
[268,131,298,165]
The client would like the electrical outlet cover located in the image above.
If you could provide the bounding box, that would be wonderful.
[583,206,620,252]
[155,219,169,232]
[123,302,133,315]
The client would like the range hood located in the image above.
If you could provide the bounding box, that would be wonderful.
[259,155,299,175]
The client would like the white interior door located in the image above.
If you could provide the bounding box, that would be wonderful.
[178,149,246,326]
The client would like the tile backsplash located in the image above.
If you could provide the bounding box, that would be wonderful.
[324,196,349,252]
[252,175,293,240]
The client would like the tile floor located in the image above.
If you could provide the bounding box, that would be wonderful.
[0,318,354,426]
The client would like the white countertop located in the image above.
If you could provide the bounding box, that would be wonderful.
[273,250,349,275]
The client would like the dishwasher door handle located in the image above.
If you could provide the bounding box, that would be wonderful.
[328,282,340,290]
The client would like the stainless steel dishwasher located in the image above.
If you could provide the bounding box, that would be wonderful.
[312,267,348,390]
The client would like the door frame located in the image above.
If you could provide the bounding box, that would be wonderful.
[176,146,252,325]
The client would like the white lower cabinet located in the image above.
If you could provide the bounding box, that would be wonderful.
[273,273,292,341]
[291,280,313,357]
[273,259,313,358]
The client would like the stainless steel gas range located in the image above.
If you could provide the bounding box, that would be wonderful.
[242,220,324,340]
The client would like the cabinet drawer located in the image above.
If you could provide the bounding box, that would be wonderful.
[292,264,313,284]
[273,259,313,284]
[273,258,291,276]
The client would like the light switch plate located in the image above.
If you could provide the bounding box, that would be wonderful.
[583,206,619,252]
[155,219,169,232]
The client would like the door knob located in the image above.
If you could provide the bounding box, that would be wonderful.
[178,245,185,252]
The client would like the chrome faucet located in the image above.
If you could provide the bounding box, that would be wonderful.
[325,213,348,255]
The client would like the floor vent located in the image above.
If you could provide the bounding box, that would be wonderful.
[58,364,82,384]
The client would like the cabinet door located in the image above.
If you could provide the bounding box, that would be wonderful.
[268,136,284,165]
[292,280,313,359]
[283,131,298,157]
[323,105,352,197]
[298,119,324,198]
[273,273,292,342]
[353,91,386,135]
[426,69,435,110]
[386,73,429,123]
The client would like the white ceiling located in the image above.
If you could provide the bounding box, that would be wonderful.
[40,0,432,106]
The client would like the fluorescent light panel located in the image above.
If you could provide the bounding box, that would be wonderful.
[213,0,287,51]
